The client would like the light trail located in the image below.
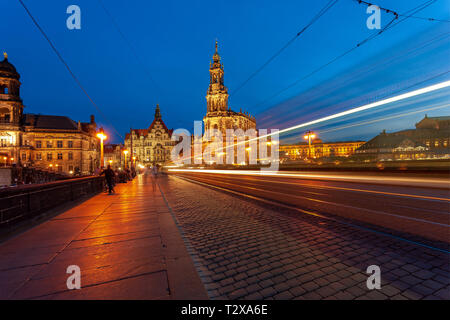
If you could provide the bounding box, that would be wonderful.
[216,176,450,202]
[176,80,450,164]
[175,175,450,253]
[313,103,450,136]
[255,80,450,141]
[168,169,450,190]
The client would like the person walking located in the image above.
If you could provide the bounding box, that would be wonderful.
[100,165,115,194]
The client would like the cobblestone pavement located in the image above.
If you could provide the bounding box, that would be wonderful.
[159,175,450,300]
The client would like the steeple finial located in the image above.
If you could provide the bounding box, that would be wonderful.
[155,104,161,120]
[212,39,220,63]
[3,52,7,60]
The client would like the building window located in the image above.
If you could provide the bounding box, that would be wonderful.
[68,140,73,148]
[47,153,52,160]
[435,141,439,147]
[36,140,42,148]
[22,153,26,160]
[444,140,448,147]
[68,152,73,160]
[57,141,63,148]
[47,141,52,148]
[58,166,63,172]
[36,153,42,160]
[69,165,74,172]
[57,153,63,160]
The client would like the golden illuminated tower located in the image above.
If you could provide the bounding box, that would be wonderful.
[203,40,256,133]
[206,41,229,114]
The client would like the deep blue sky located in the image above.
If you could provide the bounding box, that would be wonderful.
[1,0,449,143]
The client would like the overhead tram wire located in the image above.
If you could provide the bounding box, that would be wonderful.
[17,0,124,140]
[97,0,163,96]
[250,0,437,111]
[231,0,340,96]
[354,0,450,23]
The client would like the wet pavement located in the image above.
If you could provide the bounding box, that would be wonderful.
[0,174,206,300]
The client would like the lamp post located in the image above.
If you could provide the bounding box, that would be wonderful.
[96,130,107,168]
[123,150,129,169]
[132,156,136,169]
[303,131,316,159]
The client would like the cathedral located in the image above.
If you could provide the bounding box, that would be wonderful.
[124,104,175,166]
[203,41,256,134]
[0,53,100,175]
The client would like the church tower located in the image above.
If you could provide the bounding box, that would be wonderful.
[206,41,229,114]
[0,53,23,126]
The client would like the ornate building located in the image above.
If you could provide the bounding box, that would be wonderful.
[0,53,100,175]
[355,115,450,160]
[203,41,256,133]
[124,104,174,166]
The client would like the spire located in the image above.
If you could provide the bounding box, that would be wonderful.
[155,104,161,120]
[212,39,220,63]
[3,52,7,60]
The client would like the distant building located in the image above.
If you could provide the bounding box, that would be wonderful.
[104,143,124,169]
[124,104,175,166]
[203,41,256,133]
[0,53,100,175]
[280,139,365,161]
[355,115,450,160]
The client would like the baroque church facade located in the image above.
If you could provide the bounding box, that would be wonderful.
[0,54,100,175]
[124,104,174,166]
[203,41,256,134]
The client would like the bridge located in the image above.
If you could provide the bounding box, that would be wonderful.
[0,171,448,300]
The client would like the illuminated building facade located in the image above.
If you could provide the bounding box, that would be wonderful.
[280,139,365,161]
[355,115,450,160]
[0,54,100,175]
[104,143,124,169]
[124,104,175,166]
[203,41,256,134]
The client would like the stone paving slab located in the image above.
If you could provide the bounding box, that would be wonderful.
[160,175,450,300]
[0,174,207,300]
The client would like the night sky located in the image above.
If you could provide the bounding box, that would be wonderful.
[2,0,449,143]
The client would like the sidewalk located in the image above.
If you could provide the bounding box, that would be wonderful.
[0,173,207,300]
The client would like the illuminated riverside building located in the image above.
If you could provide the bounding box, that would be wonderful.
[124,104,175,166]
[355,115,450,160]
[0,54,100,175]
[280,139,365,161]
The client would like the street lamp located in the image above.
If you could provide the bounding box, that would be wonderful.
[123,150,129,169]
[96,129,107,168]
[303,131,316,159]
[132,156,136,169]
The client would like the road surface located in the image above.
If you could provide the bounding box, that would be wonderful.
[168,169,450,243]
